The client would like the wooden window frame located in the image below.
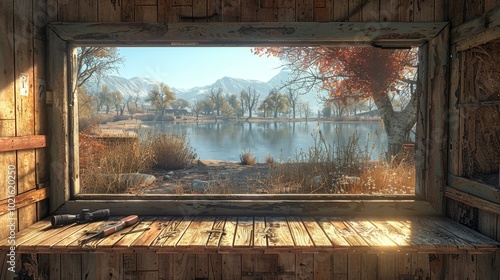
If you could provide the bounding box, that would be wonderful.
[46,22,449,216]
[446,6,500,210]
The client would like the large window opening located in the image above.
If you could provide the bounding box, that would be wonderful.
[76,46,419,196]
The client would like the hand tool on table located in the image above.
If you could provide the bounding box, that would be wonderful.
[80,215,139,246]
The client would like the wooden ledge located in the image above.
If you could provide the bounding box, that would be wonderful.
[1,216,498,255]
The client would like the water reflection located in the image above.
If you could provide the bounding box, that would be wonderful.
[141,121,388,162]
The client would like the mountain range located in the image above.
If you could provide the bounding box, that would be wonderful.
[83,68,323,111]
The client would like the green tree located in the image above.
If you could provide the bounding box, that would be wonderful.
[147,83,176,121]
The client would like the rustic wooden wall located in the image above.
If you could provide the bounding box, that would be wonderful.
[0,0,50,243]
[1,0,500,279]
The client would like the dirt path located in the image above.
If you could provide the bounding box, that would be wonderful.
[135,160,271,194]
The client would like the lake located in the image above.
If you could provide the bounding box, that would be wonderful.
[142,121,389,162]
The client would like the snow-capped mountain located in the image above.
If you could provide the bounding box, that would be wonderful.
[83,68,323,110]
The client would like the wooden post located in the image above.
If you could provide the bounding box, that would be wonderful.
[47,28,70,213]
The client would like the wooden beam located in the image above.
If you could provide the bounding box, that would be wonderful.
[451,5,500,51]
[0,135,46,152]
[448,175,500,203]
[47,28,70,213]
[0,188,49,216]
[445,187,500,216]
[424,24,450,214]
[54,199,440,216]
[47,22,448,47]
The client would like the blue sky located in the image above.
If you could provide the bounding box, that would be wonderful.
[115,47,283,89]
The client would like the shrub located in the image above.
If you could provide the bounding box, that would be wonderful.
[145,132,198,170]
[79,136,154,193]
[264,153,275,165]
[240,149,257,165]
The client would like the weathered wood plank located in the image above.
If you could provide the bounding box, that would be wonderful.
[55,199,441,216]
[333,0,349,21]
[93,216,144,249]
[96,253,122,279]
[266,217,295,248]
[133,216,173,248]
[348,253,362,279]
[253,216,267,247]
[221,0,240,21]
[348,0,363,21]
[158,254,175,279]
[137,252,159,271]
[296,253,314,279]
[47,28,69,213]
[369,219,412,246]
[121,0,135,22]
[33,38,48,185]
[78,0,98,21]
[344,219,398,247]
[445,187,500,215]
[234,217,253,247]
[161,216,193,248]
[448,175,500,204]
[452,5,500,50]
[286,216,314,247]
[218,216,236,249]
[314,0,333,22]
[48,22,447,47]
[297,0,313,21]
[0,188,48,216]
[315,217,352,247]
[57,0,78,21]
[114,216,157,247]
[427,216,500,250]
[176,216,214,248]
[377,254,396,279]
[158,0,174,22]
[300,217,332,247]
[0,136,46,152]
[135,5,158,22]
[0,0,15,121]
[314,253,332,279]
[332,253,348,279]
[399,0,414,22]
[98,0,122,21]
[206,216,225,248]
[61,254,81,280]
[362,0,380,22]
[221,254,241,280]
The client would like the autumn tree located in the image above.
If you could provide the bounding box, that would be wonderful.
[261,89,289,118]
[254,47,418,155]
[147,83,176,121]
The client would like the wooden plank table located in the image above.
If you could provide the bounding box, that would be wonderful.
[1,216,498,254]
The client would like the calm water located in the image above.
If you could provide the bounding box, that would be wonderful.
[142,121,388,162]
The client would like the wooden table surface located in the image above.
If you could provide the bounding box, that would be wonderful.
[1,216,498,254]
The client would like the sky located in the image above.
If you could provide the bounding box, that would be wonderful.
[115,47,284,89]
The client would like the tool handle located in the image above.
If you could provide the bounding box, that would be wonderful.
[101,215,138,237]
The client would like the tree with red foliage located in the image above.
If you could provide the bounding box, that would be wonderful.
[253,47,418,155]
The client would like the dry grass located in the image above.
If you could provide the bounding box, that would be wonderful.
[79,135,154,193]
[79,131,197,193]
[240,149,257,165]
[144,131,198,170]
[262,129,415,194]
